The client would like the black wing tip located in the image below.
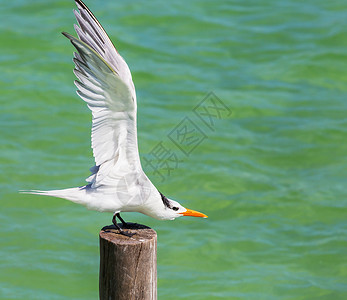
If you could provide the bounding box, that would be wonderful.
[62,32,78,43]
[74,0,104,31]
[62,31,71,38]
[62,32,81,49]
[75,0,90,12]
[75,0,86,8]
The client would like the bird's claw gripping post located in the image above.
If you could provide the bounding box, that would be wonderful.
[112,213,135,237]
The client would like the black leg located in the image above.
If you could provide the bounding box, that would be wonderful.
[112,214,135,237]
[116,213,127,227]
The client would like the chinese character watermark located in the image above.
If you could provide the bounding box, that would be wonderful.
[168,117,207,156]
[142,92,231,182]
[193,92,232,131]
[142,142,180,181]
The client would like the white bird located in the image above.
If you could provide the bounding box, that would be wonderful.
[24,0,207,236]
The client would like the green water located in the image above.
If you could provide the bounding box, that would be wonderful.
[1,0,347,299]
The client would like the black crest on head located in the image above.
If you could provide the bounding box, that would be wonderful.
[158,191,179,211]
[159,191,171,208]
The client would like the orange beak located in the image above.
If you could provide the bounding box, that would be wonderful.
[180,208,208,218]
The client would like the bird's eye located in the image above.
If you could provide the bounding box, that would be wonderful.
[172,207,179,211]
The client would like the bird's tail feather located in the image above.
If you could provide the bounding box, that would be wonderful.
[20,187,89,205]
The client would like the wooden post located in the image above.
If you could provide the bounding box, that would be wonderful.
[99,223,157,300]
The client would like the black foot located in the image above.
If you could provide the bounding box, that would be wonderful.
[112,213,135,237]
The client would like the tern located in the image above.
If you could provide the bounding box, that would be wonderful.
[24,0,207,236]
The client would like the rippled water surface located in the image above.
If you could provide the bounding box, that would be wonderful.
[1,0,347,299]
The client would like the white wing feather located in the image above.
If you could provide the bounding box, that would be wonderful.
[62,1,141,188]
[73,0,136,99]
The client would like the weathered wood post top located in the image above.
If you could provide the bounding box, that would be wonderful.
[99,223,157,300]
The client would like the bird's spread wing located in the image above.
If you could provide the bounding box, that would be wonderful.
[63,0,140,188]
[73,0,135,99]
